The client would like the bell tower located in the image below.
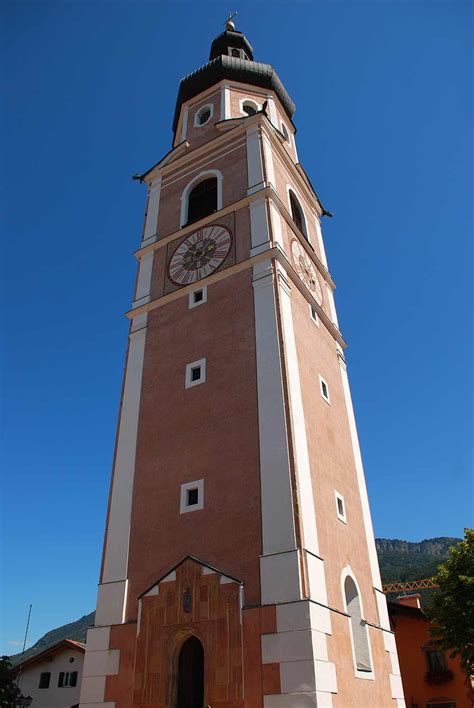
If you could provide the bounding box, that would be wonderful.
[79,19,405,708]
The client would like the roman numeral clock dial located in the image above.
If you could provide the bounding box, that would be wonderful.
[168,225,232,285]
[291,239,323,305]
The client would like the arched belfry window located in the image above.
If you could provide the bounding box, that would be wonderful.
[344,575,372,674]
[242,101,258,116]
[289,190,308,240]
[187,177,217,225]
[177,636,204,708]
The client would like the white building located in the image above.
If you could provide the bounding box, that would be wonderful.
[13,639,85,708]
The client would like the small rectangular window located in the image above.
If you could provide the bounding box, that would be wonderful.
[39,672,51,689]
[320,375,330,403]
[309,304,319,325]
[335,491,347,523]
[58,672,65,687]
[185,358,206,388]
[427,651,448,672]
[180,479,204,513]
[189,286,207,309]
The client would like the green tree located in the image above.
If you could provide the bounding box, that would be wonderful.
[425,528,474,675]
[0,655,23,707]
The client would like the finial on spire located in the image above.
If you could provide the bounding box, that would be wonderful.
[224,11,238,31]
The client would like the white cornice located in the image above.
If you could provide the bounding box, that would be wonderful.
[125,245,346,349]
[143,121,248,184]
[134,186,272,258]
[132,184,335,291]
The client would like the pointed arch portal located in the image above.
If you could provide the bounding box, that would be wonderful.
[177,636,204,708]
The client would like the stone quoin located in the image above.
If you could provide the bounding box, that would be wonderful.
[79,19,405,708]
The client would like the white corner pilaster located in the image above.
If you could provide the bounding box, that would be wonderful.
[221,84,231,120]
[262,600,337,706]
[337,355,404,705]
[252,258,297,563]
[249,197,271,257]
[132,251,154,308]
[261,130,276,190]
[325,283,339,328]
[142,176,162,246]
[180,106,189,143]
[246,125,265,194]
[266,94,278,127]
[337,354,381,591]
[313,213,328,269]
[100,324,147,596]
[276,260,319,559]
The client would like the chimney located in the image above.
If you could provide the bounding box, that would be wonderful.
[396,593,421,609]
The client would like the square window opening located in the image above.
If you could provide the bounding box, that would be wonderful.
[180,479,204,513]
[189,286,207,309]
[185,358,206,388]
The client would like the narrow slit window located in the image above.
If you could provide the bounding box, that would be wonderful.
[335,492,347,523]
[320,376,330,404]
[187,488,199,506]
[310,304,319,325]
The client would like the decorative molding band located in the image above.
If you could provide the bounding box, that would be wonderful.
[145,106,325,223]
[133,188,335,293]
[133,187,273,259]
[124,247,347,349]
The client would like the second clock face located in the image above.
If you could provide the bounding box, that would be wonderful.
[291,239,323,305]
[168,225,232,285]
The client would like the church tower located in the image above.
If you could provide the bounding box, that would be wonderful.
[79,20,405,708]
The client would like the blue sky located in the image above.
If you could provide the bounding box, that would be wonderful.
[1,0,472,654]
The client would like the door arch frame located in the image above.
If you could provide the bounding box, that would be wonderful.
[166,629,207,708]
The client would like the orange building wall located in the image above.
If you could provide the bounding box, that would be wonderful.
[390,604,470,708]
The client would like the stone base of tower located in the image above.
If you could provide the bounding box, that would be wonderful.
[79,558,404,707]
[260,599,337,707]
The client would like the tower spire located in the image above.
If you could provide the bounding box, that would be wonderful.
[224,11,237,31]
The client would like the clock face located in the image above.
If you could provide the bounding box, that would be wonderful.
[168,225,232,286]
[291,240,323,305]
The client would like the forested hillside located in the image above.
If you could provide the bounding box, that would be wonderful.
[375,536,459,583]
